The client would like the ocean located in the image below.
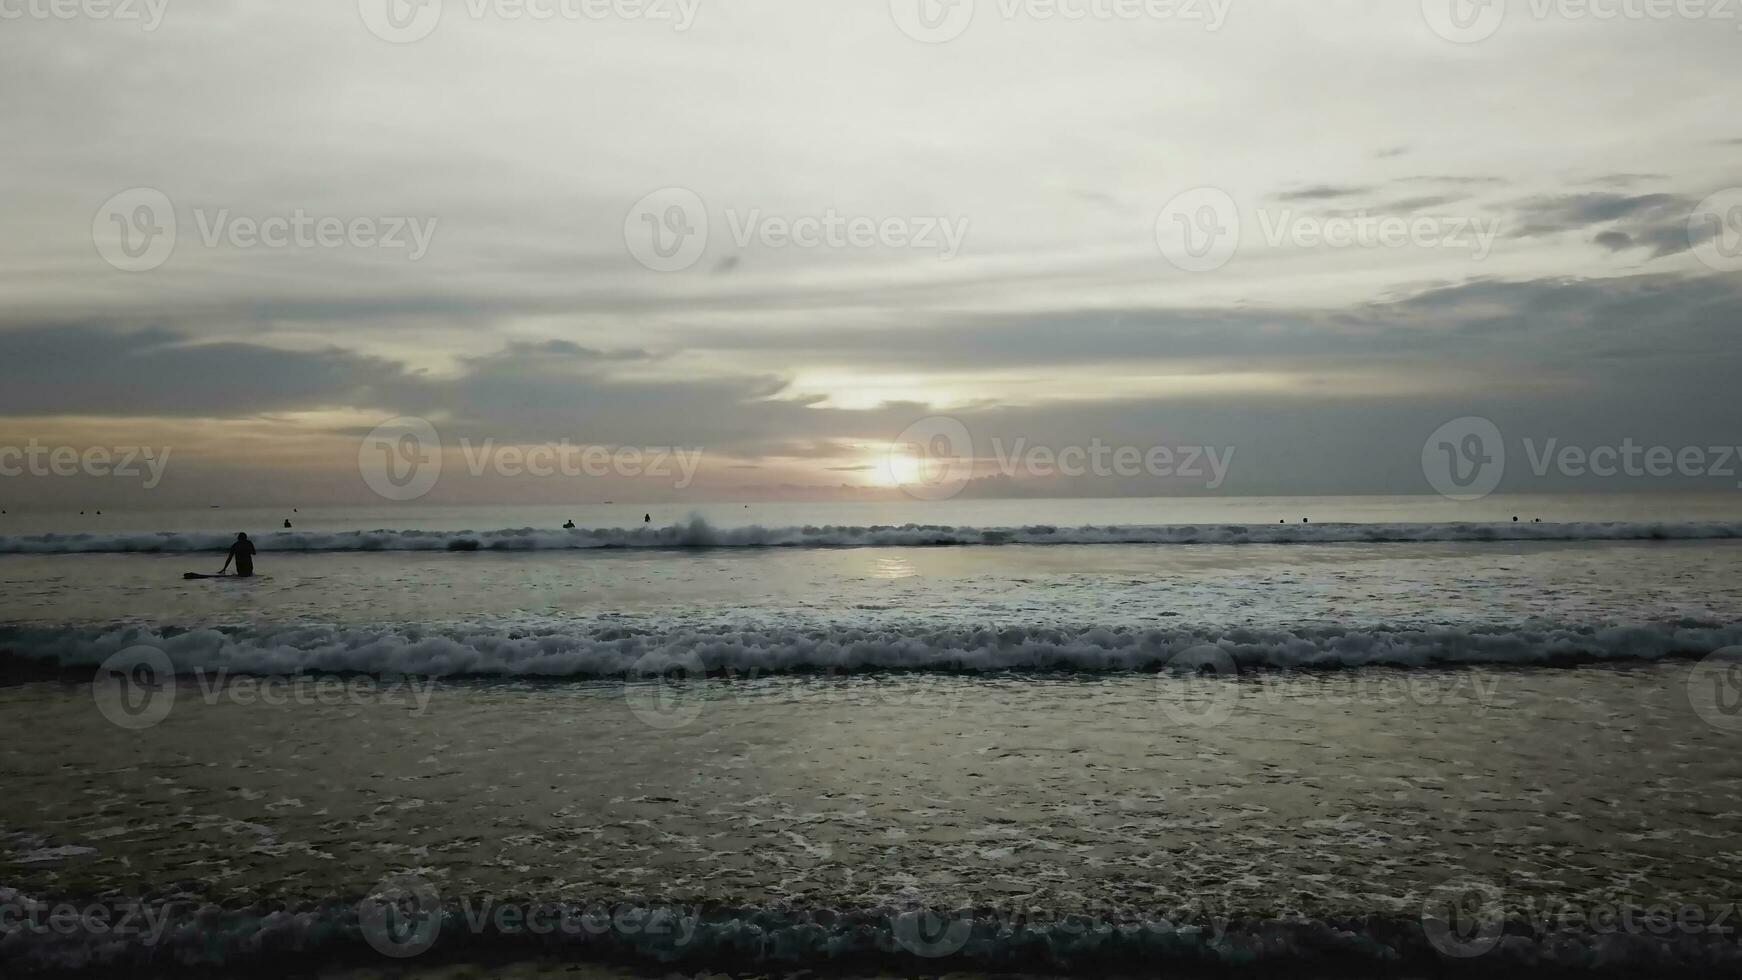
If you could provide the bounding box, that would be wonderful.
[2,495,1741,976]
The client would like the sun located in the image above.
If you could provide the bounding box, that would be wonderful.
[883,450,923,487]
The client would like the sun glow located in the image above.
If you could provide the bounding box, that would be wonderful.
[881,449,923,487]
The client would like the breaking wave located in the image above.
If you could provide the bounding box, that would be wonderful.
[3,619,1737,678]
[3,517,1741,554]
[1,885,1736,976]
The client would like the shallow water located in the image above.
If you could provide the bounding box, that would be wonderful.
[3,539,1741,629]
[4,500,1742,975]
[3,663,1737,917]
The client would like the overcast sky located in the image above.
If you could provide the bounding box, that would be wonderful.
[1,0,1739,506]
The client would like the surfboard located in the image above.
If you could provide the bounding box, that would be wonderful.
[183,572,226,580]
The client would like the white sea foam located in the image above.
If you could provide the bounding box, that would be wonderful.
[4,620,1736,677]
[1,517,1739,554]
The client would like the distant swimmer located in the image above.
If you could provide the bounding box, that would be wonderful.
[563,520,577,529]
[644,514,651,524]
[219,532,256,578]
[1302,518,1310,524]
[283,519,293,528]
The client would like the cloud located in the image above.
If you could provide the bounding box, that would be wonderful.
[1508,192,1702,258]
[2,5,1739,502]
[0,325,410,417]
[1274,184,1372,202]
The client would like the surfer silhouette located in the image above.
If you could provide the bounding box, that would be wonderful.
[219,532,256,578]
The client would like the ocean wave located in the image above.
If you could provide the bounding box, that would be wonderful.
[1,886,1736,976]
[2,517,1741,554]
[3,619,1737,678]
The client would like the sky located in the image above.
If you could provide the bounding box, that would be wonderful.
[1,0,1739,507]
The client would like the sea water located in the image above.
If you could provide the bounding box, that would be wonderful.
[2,496,1740,975]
